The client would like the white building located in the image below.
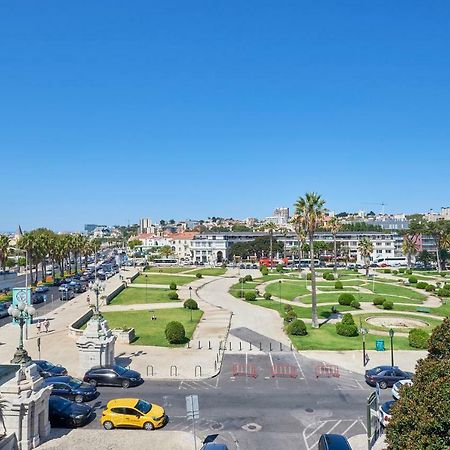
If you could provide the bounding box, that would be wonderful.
[139,218,153,234]
[169,232,197,262]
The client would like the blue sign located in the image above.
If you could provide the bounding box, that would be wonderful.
[12,287,32,325]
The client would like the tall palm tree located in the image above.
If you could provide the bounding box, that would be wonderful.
[291,214,307,277]
[0,235,10,273]
[426,221,450,273]
[327,217,342,276]
[261,222,278,270]
[18,232,39,285]
[294,193,327,328]
[402,234,418,269]
[358,237,374,276]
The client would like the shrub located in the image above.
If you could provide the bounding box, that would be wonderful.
[398,268,406,273]
[353,268,358,273]
[350,300,361,309]
[238,277,244,284]
[392,270,398,275]
[426,284,435,292]
[263,292,272,300]
[183,299,198,309]
[168,291,179,300]
[165,321,186,344]
[244,291,257,301]
[260,266,269,275]
[306,273,312,280]
[408,276,418,284]
[383,300,394,310]
[196,272,203,278]
[284,303,293,312]
[326,273,335,281]
[409,328,429,349]
[169,282,177,290]
[341,313,355,325]
[416,282,428,289]
[336,324,359,336]
[383,268,391,273]
[276,264,284,273]
[437,288,450,297]
[334,280,344,290]
[373,296,386,306]
[286,319,307,336]
[338,293,355,306]
[244,275,253,282]
[322,271,331,280]
[284,310,298,323]
[406,269,413,275]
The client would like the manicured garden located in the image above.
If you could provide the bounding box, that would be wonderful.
[102,308,203,347]
[265,281,310,300]
[133,274,196,286]
[145,267,189,274]
[109,287,180,304]
[189,267,227,276]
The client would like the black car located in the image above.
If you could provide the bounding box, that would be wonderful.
[52,278,62,287]
[318,434,352,450]
[32,293,46,304]
[34,360,68,378]
[49,395,93,428]
[44,376,98,403]
[365,366,413,389]
[83,364,143,388]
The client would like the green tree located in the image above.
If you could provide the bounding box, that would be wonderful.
[358,237,373,276]
[260,222,278,269]
[402,234,418,269]
[327,217,341,276]
[159,245,174,259]
[294,192,327,328]
[0,234,10,273]
[128,239,142,251]
[416,250,434,269]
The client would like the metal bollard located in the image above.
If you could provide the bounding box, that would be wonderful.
[280,342,283,351]
[208,340,212,350]
[229,341,232,351]
[198,340,201,349]
[249,342,252,351]
[259,342,262,351]
[269,342,272,352]
[290,343,293,351]
[239,341,242,351]
[214,361,217,371]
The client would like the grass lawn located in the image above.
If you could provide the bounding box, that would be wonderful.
[365,282,426,301]
[145,267,189,274]
[102,308,203,347]
[299,292,419,304]
[229,282,260,298]
[265,281,310,300]
[110,287,180,304]
[133,274,196,286]
[318,286,358,292]
[189,268,227,276]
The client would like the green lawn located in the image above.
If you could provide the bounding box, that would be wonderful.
[365,282,426,301]
[102,308,203,347]
[229,281,259,298]
[145,267,189,274]
[110,287,180,304]
[318,286,358,292]
[265,281,310,300]
[188,268,227,276]
[133,274,196,286]
[298,292,419,304]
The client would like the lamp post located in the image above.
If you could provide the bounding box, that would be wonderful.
[278,280,282,312]
[145,274,148,303]
[189,287,193,322]
[8,301,36,365]
[361,327,369,367]
[90,278,106,317]
[389,328,395,366]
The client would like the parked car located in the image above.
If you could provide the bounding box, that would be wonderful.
[60,290,75,301]
[392,379,413,400]
[201,444,229,450]
[52,278,62,287]
[32,294,46,304]
[0,303,10,319]
[101,398,167,430]
[34,360,68,378]
[83,364,143,388]
[318,434,352,450]
[58,284,69,292]
[378,400,396,427]
[43,376,98,403]
[49,395,93,428]
[365,366,413,389]
[35,285,49,293]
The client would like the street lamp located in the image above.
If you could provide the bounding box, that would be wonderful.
[145,274,148,303]
[90,278,106,317]
[8,301,36,365]
[389,328,395,366]
[278,280,282,312]
[189,287,193,322]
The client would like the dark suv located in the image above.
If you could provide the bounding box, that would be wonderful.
[83,364,143,388]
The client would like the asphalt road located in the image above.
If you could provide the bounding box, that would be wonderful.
[67,353,393,450]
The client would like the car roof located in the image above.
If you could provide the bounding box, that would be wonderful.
[44,376,72,383]
[321,434,351,448]
[106,398,140,408]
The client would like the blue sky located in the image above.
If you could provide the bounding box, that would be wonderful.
[1,1,449,231]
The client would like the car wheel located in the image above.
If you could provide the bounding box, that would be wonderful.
[143,422,154,431]
[74,394,84,403]
[103,421,114,430]
[121,379,130,388]
[89,379,97,387]
[379,381,388,389]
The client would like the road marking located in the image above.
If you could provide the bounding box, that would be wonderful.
[310,420,342,449]
[341,419,358,436]
[305,421,327,439]
[291,349,307,384]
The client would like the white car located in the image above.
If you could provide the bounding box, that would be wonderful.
[392,379,413,399]
[378,400,396,427]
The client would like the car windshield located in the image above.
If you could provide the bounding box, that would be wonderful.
[135,400,152,414]
[113,365,127,375]
[51,396,72,413]
[39,361,54,370]
[68,378,83,389]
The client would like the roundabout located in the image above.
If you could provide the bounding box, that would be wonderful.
[365,315,430,330]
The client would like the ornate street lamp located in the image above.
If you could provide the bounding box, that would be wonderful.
[90,278,106,317]
[8,301,36,365]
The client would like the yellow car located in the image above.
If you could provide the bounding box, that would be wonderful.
[101,398,168,430]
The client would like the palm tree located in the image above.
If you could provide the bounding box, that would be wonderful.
[358,237,374,276]
[327,217,342,276]
[294,193,327,328]
[291,215,307,277]
[159,245,174,259]
[426,221,450,273]
[261,222,278,270]
[402,234,418,269]
[0,235,10,273]
[17,232,39,285]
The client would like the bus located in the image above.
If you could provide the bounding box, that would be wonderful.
[375,256,408,267]
[152,258,178,266]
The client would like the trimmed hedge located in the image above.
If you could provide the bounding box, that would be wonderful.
[373,296,386,306]
[196,273,203,278]
[426,284,435,292]
[165,321,186,344]
[350,300,361,309]
[408,276,418,284]
[334,280,343,290]
[409,328,429,349]
[416,282,428,289]
[286,319,307,336]
[168,291,179,300]
[338,293,356,306]
[260,266,269,275]
[183,299,198,309]
[336,315,358,337]
[244,291,257,301]
[383,300,394,310]
[284,303,293,312]
[263,292,272,300]
[306,273,312,280]
[437,288,450,297]
[169,282,177,290]
[284,310,298,323]
[244,275,253,282]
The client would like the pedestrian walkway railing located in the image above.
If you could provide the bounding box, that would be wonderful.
[187,339,294,352]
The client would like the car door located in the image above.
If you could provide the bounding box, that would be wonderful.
[123,408,141,428]
[100,369,118,386]
[110,408,127,427]
[383,370,395,386]
[51,382,71,399]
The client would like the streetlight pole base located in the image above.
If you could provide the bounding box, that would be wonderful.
[11,347,32,365]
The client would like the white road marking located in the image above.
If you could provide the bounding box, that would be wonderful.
[305,421,327,439]
[341,419,358,436]
[291,349,307,384]
[310,420,342,449]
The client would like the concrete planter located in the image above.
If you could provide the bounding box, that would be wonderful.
[112,327,135,344]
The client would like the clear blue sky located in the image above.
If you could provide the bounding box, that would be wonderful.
[1,1,449,231]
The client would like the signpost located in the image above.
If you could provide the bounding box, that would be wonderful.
[367,391,380,449]
[37,337,41,359]
[186,394,199,450]
[12,288,32,325]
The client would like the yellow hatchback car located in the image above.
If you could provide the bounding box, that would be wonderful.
[101,398,168,431]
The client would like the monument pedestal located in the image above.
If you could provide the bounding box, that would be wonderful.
[0,363,51,450]
[76,313,116,373]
